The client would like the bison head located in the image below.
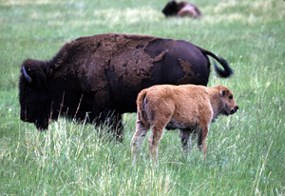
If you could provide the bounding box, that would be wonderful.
[19,59,51,130]
[162,1,180,16]
[218,86,239,116]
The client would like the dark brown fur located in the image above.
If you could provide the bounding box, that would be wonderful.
[162,1,202,18]
[19,33,232,140]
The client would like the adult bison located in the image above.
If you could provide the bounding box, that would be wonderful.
[162,1,202,18]
[19,33,232,140]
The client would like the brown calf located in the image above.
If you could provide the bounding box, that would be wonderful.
[131,84,238,163]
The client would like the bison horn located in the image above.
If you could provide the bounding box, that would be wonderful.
[22,66,32,83]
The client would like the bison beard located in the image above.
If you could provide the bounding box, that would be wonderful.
[19,33,233,141]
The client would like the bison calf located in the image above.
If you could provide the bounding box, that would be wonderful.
[131,84,238,163]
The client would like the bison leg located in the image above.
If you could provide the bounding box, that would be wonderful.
[197,125,208,159]
[108,112,124,142]
[94,109,124,142]
[34,117,49,130]
[179,129,192,154]
[131,119,149,165]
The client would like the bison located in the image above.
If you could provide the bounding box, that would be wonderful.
[131,84,238,163]
[19,33,232,140]
[162,1,202,18]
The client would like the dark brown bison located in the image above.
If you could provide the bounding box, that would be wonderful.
[19,33,232,140]
[162,1,202,18]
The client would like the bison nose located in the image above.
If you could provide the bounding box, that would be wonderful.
[20,113,28,122]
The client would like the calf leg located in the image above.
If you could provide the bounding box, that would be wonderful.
[131,120,149,164]
[148,125,165,163]
[180,129,192,154]
[197,125,208,159]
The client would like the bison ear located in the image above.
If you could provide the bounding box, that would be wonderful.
[21,59,48,87]
[22,66,33,83]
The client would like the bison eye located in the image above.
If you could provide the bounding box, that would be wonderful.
[229,95,233,100]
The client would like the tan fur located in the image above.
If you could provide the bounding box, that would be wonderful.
[131,84,238,163]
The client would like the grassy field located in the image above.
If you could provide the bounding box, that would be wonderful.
[0,0,285,195]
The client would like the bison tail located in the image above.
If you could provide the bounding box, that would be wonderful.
[202,49,233,78]
[212,57,233,78]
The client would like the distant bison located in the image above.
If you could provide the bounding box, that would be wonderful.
[162,1,202,18]
[19,33,232,140]
[131,85,238,163]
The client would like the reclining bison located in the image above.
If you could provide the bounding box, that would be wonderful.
[19,33,233,140]
[162,1,202,18]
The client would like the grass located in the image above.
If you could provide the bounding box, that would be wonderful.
[0,0,285,195]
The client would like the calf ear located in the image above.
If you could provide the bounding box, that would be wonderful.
[220,90,226,97]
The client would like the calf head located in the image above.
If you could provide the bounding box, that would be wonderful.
[217,86,239,115]
[19,59,51,130]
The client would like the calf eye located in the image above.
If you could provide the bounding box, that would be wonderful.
[229,95,233,100]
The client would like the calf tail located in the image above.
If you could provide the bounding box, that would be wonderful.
[201,49,233,78]
[136,90,149,127]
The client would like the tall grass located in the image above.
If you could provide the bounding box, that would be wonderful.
[0,0,284,195]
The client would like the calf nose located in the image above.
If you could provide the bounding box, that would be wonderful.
[235,105,239,111]
[230,106,239,114]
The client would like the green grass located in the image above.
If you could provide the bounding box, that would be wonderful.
[1,0,285,195]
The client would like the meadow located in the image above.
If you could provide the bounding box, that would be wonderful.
[0,0,284,195]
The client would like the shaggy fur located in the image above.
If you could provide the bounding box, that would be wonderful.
[19,33,233,140]
[131,84,238,163]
